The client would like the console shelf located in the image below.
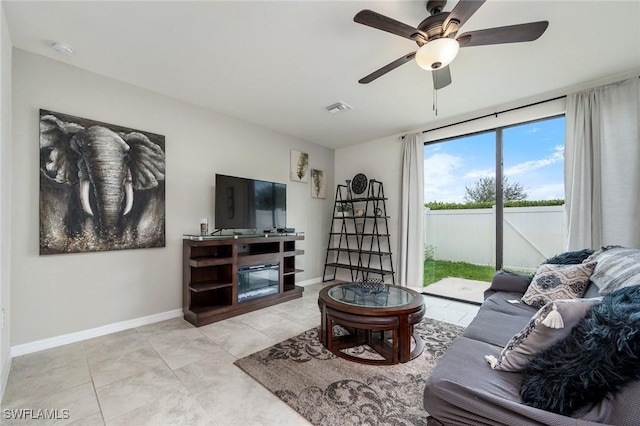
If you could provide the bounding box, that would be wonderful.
[188,257,233,267]
[188,280,234,293]
[183,234,304,326]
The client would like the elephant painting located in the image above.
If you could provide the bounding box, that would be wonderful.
[39,109,166,254]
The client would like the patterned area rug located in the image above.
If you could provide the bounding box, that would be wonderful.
[234,318,464,426]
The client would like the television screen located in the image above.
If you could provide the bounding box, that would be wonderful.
[214,174,286,230]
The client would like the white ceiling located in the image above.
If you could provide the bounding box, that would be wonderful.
[4,1,640,149]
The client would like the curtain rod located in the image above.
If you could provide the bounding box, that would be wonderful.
[401,95,566,139]
[402,75,640,139]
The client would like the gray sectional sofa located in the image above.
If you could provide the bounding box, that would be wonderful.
[423,264,640,425]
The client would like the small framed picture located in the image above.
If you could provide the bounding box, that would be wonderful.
[310,169,326,199]
[290,149,309,183]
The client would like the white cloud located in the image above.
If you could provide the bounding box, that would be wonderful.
[424,153,467,202]
[424,153,462,184]
[464,168,493,179]
[504,145,564,177]
[526,183,565,200]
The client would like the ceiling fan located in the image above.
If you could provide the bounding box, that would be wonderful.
[354,0,549,90]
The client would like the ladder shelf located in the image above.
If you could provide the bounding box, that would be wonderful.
[322,179,395,283]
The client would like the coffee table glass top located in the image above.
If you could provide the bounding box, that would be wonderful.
[327,283,414,307]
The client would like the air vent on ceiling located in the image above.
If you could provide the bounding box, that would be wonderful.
[51,41,74,56]
[326,101,353,114]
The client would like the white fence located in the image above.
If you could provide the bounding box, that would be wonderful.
[424,205,566,270]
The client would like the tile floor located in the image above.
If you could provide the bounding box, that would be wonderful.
[1,282,479,425]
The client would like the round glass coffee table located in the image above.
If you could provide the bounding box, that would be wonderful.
[317,283,425,365]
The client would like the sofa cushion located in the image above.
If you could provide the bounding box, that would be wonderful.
[521,263,595,308]
[582,282,600,298]
[483,270,533,299]
[485,298,601,372]
[462,292,537,347]
[424,335,640,425]
[584,246,640,294]
[520,285,640,416]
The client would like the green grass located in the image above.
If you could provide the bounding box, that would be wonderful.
[424,259,496,286]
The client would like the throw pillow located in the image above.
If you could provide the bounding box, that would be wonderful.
[584,246,640,294]
[487,270,533,293]
[520,285,640,416]
[484,298,602,372]
[543,248,594,265]
[521,263,596,308]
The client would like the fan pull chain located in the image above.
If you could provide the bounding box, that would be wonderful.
[433,86,438,116]
[432,70,438,116]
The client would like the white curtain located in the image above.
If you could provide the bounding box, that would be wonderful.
[398,133,424,287]
[565,77,640,249]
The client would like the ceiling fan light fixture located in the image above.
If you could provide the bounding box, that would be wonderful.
[415,38,459,70]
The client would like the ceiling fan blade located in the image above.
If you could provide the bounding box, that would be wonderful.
[442,0,486,38]
[359,52,417,84]
[432,65,452,90]
[354,10,425,41]
[457,21,549,47]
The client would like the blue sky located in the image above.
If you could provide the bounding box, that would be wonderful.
[424,116,565,203]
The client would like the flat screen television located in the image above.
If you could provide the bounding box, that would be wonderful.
[214,174,286,230]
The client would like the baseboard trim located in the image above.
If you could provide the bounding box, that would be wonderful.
[297,277,323,287]
[10,280,324,358]
[0,351,11,402]
[11,308,183,357]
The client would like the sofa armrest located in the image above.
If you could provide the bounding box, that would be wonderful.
[484,270,533,299]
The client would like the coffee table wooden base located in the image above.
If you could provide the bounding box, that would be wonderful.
[318,286,426,365]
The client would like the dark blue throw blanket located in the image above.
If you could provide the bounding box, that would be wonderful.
[543,248,594,265]
[520,285,640,416]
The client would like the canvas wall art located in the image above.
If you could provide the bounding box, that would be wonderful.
[290,149,309,183]
[310,169,326,199]
[39,109,166,254]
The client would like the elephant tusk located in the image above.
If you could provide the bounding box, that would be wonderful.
[79,179,94,216]
[123,181,134,216]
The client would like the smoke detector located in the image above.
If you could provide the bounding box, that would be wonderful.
[51,41,74,56]
[325,101,353,114]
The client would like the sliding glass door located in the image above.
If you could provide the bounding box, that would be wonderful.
[423,115,566,295]
[423,132,495,288]
[501,116,566,270]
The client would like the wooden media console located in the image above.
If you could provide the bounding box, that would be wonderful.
[183,234,304,326]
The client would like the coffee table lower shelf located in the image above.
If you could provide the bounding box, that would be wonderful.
[318,283,426,365]
[327,326,425,365]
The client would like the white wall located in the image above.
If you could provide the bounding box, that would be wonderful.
[0,1,13,400]
[11,49,334,347]
[334,133,404,283]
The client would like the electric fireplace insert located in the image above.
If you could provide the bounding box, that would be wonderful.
[237,262,280,303]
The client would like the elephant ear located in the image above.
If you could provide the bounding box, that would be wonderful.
[124,132,166,190]
[40,115,85,184]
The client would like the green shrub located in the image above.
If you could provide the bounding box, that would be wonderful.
[424,199,564,210]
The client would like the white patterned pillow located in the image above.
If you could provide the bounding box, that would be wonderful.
[521,263,596,308]
[485,298,602,372]
[584,246,640,294]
